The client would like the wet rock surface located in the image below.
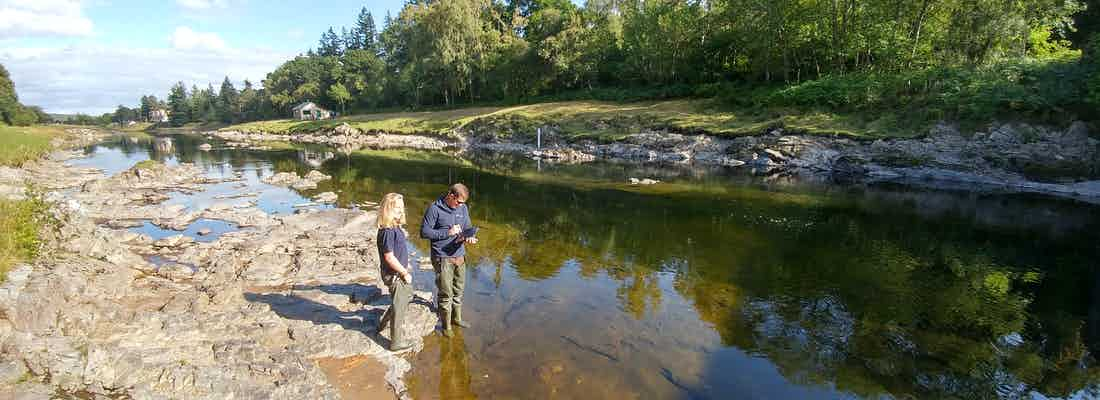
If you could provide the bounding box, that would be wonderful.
[0,150,437,399]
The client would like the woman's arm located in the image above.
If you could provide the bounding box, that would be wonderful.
[383,251,411,281]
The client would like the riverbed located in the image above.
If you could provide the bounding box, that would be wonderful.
[74,132,1100,399]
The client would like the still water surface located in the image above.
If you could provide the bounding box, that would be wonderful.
[77,133,1100,399]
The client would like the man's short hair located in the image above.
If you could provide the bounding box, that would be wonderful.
[448,183,469,201]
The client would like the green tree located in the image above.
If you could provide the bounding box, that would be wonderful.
[327,82,351,114]
[356,7,378,53]
[340,48,386,109]
[139,95,161,122]
[0,64,37,126]
[167,82,190,127]
[112,105,138,124]
[27,106,48,123]
[217,77,240,123]
[318,27,342,56]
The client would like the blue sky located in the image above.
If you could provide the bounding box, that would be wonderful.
[50,0,411,52]
[0,0,459,114]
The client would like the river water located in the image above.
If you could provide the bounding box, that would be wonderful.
[73,133,1100,399]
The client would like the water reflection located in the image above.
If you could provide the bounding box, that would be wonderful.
[76,134,1100,399]
[439,332,476,400]
[298,149,335,168]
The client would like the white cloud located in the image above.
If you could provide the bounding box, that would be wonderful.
[0,45,292,114]
[171,26,227,52]
[286,28,304,40]
[176,0,229,11]
[0,0,94,39]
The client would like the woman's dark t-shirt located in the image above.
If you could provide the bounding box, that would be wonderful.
[377,227,408,278]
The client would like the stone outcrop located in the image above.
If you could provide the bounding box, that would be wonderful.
[0,153,437,399]
[465,122,1100,200]
[215,129,457,153]
[212,119,1099,200]
[261,169,332,190]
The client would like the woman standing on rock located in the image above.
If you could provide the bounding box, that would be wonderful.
[376,193,414,352]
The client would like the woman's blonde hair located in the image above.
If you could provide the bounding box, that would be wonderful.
[377,193,406,229]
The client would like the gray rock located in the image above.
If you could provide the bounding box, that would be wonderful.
[333,123,361,136]
[763,148,788,161]
[0,359,28,385]
[153,235,194,248]
[312,191,338,204]
[262,171,300,186]
[304,170,331,182]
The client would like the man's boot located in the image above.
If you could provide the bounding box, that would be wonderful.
[440,309,453,337]
[452,306,471,328]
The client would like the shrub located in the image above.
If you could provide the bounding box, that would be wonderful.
[1086,34,1100,111]
[0,197,49,281]
[721,58,1092,127]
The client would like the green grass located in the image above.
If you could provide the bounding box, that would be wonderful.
[160,121,229,131]
[133,159,161,170]
[118,122,155,132]
[0,197,49,281]
[224,99,908,142]
[0,125,63,167]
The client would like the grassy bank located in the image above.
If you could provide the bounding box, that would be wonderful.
[0,125,66,166]
[225,99,902,141]
[0,124,81,280]
[224,57,1096,142]
[150,122,229,133]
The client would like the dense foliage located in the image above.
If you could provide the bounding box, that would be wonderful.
[137,0,1096,130]
[0,64,46,126]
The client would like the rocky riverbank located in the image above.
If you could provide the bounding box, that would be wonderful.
[214,119,1100,201]
[0,136,437,399]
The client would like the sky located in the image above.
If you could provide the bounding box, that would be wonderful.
[0,0,414,114]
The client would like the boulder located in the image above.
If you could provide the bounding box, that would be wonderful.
[262,172,301,186]
[333,123,360,136]
[763,148,788,161]
[154,235,194,248]
[290,180,318,190]
[304,170,332,182]
[313,192,338,204]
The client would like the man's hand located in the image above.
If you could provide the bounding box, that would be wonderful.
[401,271,412,283]
[466,237,478,245]
[448,224,462,236]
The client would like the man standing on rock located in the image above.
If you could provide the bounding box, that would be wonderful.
[421,183,478,337]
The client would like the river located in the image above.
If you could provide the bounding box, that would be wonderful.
[72,132,1100,399]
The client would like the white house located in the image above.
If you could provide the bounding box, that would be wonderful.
[292,102,332,120]
[149,109,169,123]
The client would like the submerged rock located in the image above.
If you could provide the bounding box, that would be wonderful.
[262,170,332,191]
[313,191,338,204]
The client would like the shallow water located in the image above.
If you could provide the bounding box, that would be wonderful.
[75,133,1100,399]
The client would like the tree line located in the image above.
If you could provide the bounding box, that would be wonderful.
[0,64,49,126]
[130,0,1097,127]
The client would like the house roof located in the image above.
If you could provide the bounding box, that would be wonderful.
[292,102,326,111]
